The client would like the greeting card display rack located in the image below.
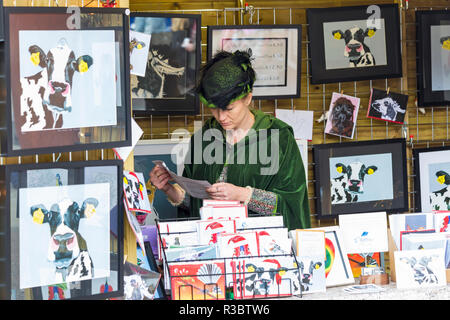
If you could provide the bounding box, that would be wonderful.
[155,217,304,300]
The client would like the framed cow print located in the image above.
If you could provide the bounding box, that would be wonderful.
[3,7,132,156]
[207,24,301,100]
[0,160,124,300]
[307,4,402,84]
[130,12,201,116]
[416,10,450,107]
[313,138,408,219]
[413,145,450,212]
[367,88,409,124]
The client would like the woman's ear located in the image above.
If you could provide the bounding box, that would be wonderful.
[244,92,253,106]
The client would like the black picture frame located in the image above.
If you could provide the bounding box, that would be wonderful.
[0,0,4,42]
[313,138,408,219]
[416,10,450,107]
[130,12,201,116]
[307,4,402,84]
[207,24,302,100]
[4,6,132,156]
[413,145,450,212]
[0,160,124,300]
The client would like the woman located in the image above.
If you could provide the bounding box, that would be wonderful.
[149,50,310,230]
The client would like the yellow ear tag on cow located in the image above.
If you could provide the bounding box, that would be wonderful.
[438,175,446,184]
[32,208,44,224]
[279,269,286,277]
[247,266,255,272]
[333,32,341,40]
[337,166,343,173]
[137,43,143,50]
[367,168,374,175]
[85,204,96,219]
[123,177,128,185]
[78,60,89,73]
[442,40,450,51]
[315,264,320,270]
[30,52,40,66]
[367,29,375,38]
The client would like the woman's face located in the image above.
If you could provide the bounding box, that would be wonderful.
[210,93,253,131]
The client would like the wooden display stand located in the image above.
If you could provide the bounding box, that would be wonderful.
[387,228,450,283]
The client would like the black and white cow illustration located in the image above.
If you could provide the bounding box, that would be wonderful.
[331,162,378,204]
[371,96,406,122]
[430,170,450,210]
[20,38,93,131]
[332,27,377,67]
[399,255,440,285]
[299,260,322,292]
[30,197,99,283]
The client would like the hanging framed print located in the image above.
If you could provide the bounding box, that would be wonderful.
[307,4,402,84]
[130,12,201,116]
[207,24,301,100]
[0,160,124,300]
[413,145,450,212]
[416,10,450,107]
[4,6,132,156]
[313,138,408,219]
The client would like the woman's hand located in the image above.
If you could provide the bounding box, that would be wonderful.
[206,182,251,202]
[149,165,173,192]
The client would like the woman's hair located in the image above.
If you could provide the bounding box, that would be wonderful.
[196,49,256,110]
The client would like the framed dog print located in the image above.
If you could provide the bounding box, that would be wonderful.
[307,4,402,84]
[4,7,132,156]
[367,88,409,124]
[416,10,450,107]
[130,12,201,116]
[0,160,124,300]
[313,138,408,219]
[324,92,360,139]
[207,24,301,100]
[413,145,450,212]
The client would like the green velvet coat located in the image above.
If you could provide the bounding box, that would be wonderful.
[182,108,311,230]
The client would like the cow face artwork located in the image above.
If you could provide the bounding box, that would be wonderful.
[329,97,356,138]
[299,260,323,292]
[429,170,450,211]
[332,27,377,67]
[30,197,99,283]
[399,255,440,286]
[331,162,378,204]
[20,38,93,131]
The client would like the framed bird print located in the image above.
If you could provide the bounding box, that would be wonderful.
[129,12,201,115]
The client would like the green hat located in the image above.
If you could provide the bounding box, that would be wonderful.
[197,49,256,110]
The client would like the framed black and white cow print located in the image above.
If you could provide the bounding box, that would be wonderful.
[313,138,408,219]
[367,88,409,124]
[130,12,201,116]
[416,10,450,107]
[307,4,402,84]
[3,7,132,156]
[0,160,124,300]
[413,145,450,212]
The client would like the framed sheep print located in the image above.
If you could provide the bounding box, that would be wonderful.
[313,138,408,219]
[0,160,124,300]
[4,6,131,156]
[130,12,201,116]
[207,24,301,100]
[416,10,450,107]
[307,4,402,84]
[367,88,409,124]
[413,145,450,212]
